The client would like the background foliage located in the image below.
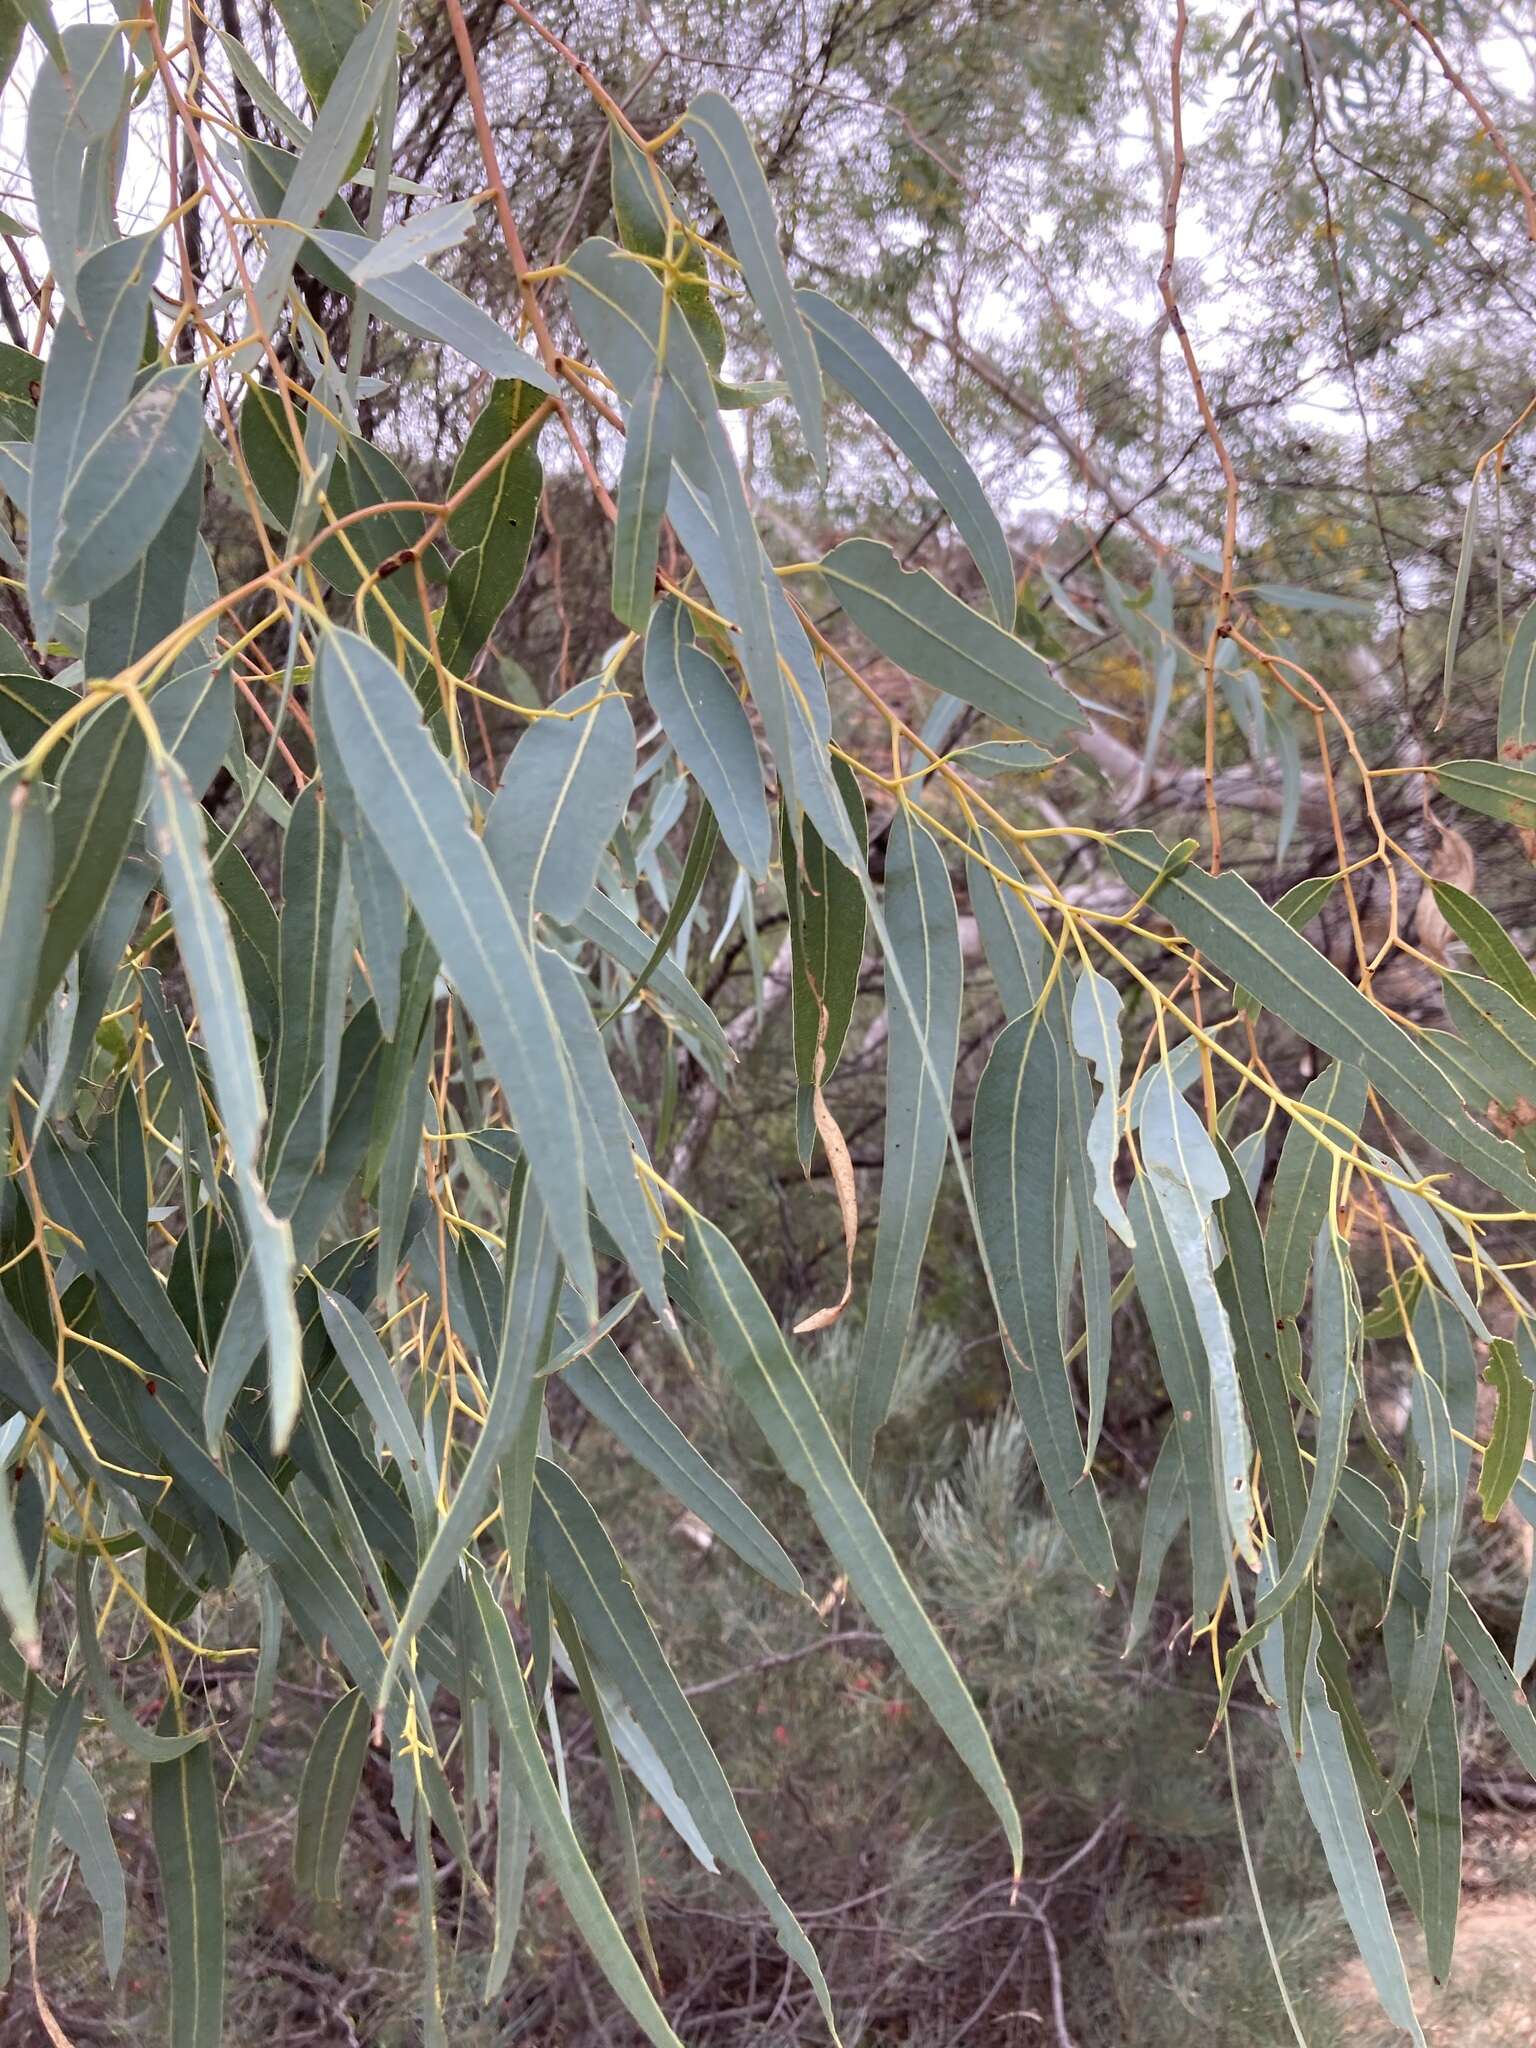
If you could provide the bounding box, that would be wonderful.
[1,0,1536,2042]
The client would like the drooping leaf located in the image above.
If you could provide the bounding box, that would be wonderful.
[821,538,1084,747]
[796,288,1014,625]
[484,672,636,929]
[0,773,51,1136]
[1479,1336,1534,1521]
[50,367,205,606]
[316,625,595,1300]
[151,1707,225,2048]
[612,368,675,631]
[1499,600,1536,762]
[683,1209,1023,1871]
[850,808,960,1485]
[682,91,826,475]
[293,1688,370,1903]
[1435,757,1536,833]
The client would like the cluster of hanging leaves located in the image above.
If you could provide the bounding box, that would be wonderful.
[2,4,1536,2042]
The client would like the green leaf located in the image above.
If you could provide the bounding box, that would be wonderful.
[973,1011,1117,1589]
[1386,1366,1457,1793]
[316,625,595,1301]
[1442,967,1536,1112]
[151,1706,225,2048]
[683,1209,1023,1872]
[796,288,1014,625]
[50,367,205,606]
[0,1716,124,1981]
[1139,1063,1256,1565]
[1479,1336,1533,1521]
[575,891,731,1084]
[1267,1063,1367,1401]
[1384,1602,1460,1986]
[820,538,1084,747]
[468,1566,686,2048]
[1499,600,1536,762]
[293,1688,370,1902]
[1255,1600,1424,2046]
[26,1682,89,1926]
[642,598,769,876]
[26,231,157,641]
[0,1458,37,1664]
[484,1756,529,2005]
[318,1288,434,1549]
[782,754,867,1093]
[682,91,826,475]
[1429,880,1536,1014]
[601,800,719,1022]
[484,672,635,929]
[1439,469,1479,724]
[150,760,302,1451]
[1126,1429,1185,1652]
[244,0,402,352]
[26,24,128,321]
[271,0,364,105]
[850,809,960,1485]
[0,773,51,1136]
[560,1330,801,1597]
[530,1466,833,2032]
[270,782,348,1161]
[439,378,545,673]
[86,462,204,678]
[1435,757,1536,833]
[30,698,143,1025]
[1069,967,1134,1246]
[1107,830,1536,1206]
[612,368,675,631]
[309,225,559,388]
[966,826,1043,1019]
[376,1166,561,1709]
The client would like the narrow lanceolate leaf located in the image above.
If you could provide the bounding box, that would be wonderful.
[530,1463,836,2034]
[293,1689,370,1903]
[50,368,205,605]
[0,775,50,1129]
[683,1210,1022,1872]
[151,1710,225,2048]
[536,950,666,1314]
[1126,1428,1186,1651]
[25,24,128,321]
[439,376,545,673]
[973,1013,1117,1589]
[1267,1063,1367,1399]
[612,369,675,630]
[484,1760,530,2006]
[151,761,303,1452]
[27,232,157,640]
[1127,1177,1225,1627]
[317,626,594,1301]
[783,755,868,1091]
[1108,831,1536,1206]
[1140,1064,1256,1566]
[376,1169,561,1709]
[27,1684,89,1927]
[1383,1600,1461,1985]
[1429,880,1536,1014]
[469,1568,686,2048]
[821,539,1084,747]
[74,1553,206,1762]
[1479,1337,1533,1521]
[1442,967,1536,1112]
[35,716,144,1030]
[4,1700,126,1978]
[643,598,771,878]
[796,289,1014,625]
[682,90,825,475]
[1499,600,1536,761]
[308,226,559,389]
[966,826,1043,1020]
[1387,1366,1457,1793]
[1438,470,1479,725]
[0,1463,37,1664]
[561,1332,802,1597]
[1215,1227,1359,1721]
[1069,968,1133,1245]
[244,0,403,352]
[484,673,636,930]
[318,1289,434,1549]
[1256,1600,1425,2046]
[1434,758,1536,833]
[270,782,347,1160]
[850,810,960,1485]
